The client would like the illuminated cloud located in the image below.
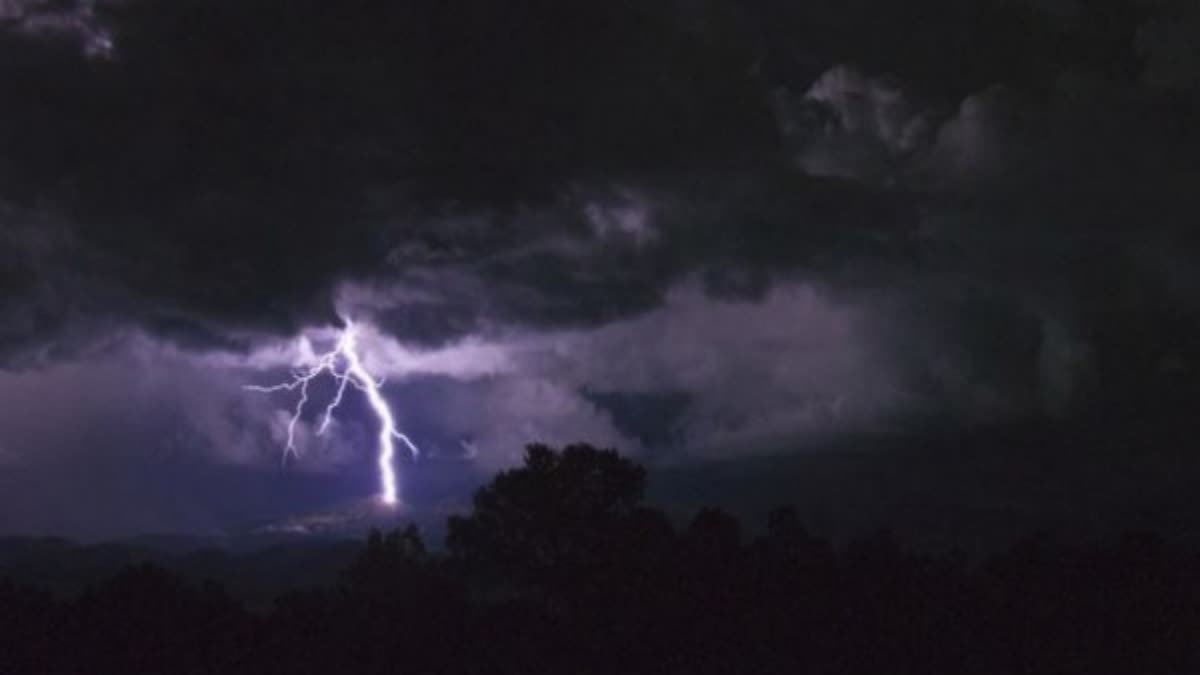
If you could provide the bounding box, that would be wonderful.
[0,0,1196,538]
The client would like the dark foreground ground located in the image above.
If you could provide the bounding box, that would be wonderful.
[4,442,1200,674]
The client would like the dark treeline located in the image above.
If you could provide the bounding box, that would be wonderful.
[3,443,1199,674]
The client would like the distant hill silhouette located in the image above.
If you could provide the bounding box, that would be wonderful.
[0,533,362,606]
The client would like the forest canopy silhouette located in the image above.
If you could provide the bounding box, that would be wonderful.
[2,442,1199,674]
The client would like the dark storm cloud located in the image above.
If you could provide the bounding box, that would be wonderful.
[777,59,1199,413]
[2,0,1197,425]
[744,0,1174,95]
[3,0,1104,358]
[349,171,921,351]
[1,0,1198,539]
[0,0,781,358]
[1138,2,1200,92]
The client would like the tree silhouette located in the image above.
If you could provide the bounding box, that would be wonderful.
[447,443,649,585]
[340,525,426,595]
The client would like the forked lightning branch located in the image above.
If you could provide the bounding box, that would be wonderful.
[245,319,419,505]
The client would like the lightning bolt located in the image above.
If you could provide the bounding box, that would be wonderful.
[245,319,418,505]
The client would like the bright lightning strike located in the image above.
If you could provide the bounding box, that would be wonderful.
[245,319,418,506]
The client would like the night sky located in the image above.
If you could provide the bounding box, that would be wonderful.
[1,0,1198,541]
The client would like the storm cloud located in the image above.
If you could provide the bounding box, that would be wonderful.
[1,0,1197,536]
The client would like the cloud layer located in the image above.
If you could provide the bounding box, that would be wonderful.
[1,0,1197,536]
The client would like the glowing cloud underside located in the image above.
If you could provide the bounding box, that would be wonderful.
[245,320,418,505]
